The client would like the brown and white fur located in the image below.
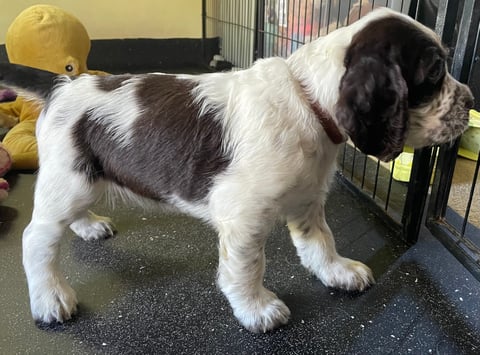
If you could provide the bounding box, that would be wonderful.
[0,8,473,333]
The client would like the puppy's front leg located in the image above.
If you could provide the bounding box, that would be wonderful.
[287,201,374,291]
[216,221,290,333]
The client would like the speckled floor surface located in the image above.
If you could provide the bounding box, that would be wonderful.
[1,172,480,354]
[450,157,480,228]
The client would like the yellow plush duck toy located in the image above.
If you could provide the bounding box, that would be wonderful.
[0,4,106,170]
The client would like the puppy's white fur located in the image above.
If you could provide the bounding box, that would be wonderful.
[21,8,472,333]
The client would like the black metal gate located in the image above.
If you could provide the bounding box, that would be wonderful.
[203,0,480,279]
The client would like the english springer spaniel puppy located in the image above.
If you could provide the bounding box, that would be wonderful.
[0,8,473,332]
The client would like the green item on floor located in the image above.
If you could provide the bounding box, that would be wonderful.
[459,109,480,161]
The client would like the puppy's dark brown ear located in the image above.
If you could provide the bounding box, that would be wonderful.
[336,54,408,161]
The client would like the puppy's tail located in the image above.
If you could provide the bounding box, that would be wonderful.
[0,63,60,103]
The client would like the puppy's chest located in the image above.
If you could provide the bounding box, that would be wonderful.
[279,144,339,210]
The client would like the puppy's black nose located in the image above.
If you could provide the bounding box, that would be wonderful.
[462,85,475,109]
[465,96,474,110]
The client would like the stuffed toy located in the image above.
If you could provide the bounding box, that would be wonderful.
[0,143,12,201]
[0,4,106,170]
[0,89,18,129]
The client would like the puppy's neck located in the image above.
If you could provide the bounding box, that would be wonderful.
[311,103,347,145]
[300,84,347,145]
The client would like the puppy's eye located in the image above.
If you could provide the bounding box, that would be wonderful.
[65,65,74,72]
[428,59,445,82]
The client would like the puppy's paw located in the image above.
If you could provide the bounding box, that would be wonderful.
[70,212,116,241]
[319,257,374,292]
[233,289,290,333]
[30,278,78,324]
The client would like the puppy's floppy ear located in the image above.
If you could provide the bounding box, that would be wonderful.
[336,54,408,162]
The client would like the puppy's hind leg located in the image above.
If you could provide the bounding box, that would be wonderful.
[70,210,116,241]
[287,199,374,292]
[23,170,102,324]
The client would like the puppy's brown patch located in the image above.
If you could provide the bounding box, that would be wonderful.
[72,74,231,201]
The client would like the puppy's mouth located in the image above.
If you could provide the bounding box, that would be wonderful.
[444,85,475,140]
[434,103,473,146]
[432,79,474,145]
[406,87,474,149]
[406,117,469,149]
[376,149,402,163]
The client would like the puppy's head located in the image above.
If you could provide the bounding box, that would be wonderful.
[336,11,474,161]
